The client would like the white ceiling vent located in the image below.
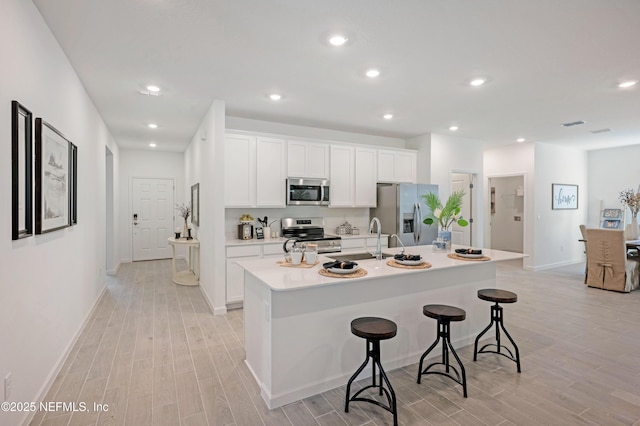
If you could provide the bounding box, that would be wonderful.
[561,120,586,127]
[590,128,611,134]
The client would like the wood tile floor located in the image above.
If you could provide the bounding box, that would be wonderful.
[29,259,640,426]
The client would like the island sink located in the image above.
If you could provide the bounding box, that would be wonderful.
[326,252,393,261]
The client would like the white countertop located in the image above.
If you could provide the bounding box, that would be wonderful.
[225,233,389,246]
[237,245,525,291]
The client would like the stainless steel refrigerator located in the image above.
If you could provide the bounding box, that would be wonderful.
[370,183,439,247]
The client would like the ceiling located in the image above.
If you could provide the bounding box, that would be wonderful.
[33,0,640,152]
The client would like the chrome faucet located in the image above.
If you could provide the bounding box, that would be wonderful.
[390,234,405,255]
[369,217,382,260]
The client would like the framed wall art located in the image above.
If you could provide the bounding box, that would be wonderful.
[191,182,200,226]
[35,118,72,234]
[552,183,578,210]
[12,101,34,240]
[70,143,78,225]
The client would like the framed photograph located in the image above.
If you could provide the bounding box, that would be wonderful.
[11,101,34,240]
[552,184,578,210]
[602,219,622,229]
[602,208,622,219]
[191,183,199,226]
[70,143,78,225]
[35,119,71,234]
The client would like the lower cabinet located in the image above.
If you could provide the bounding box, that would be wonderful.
[226,242,283,304]
[341,236,389,252]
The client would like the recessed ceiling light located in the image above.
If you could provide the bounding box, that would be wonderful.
[328,35,348,46]
[449,126,459,131]
[383,113,393,120]
[470,78,486,87]
[269,93,282,101]
[618,81,637,88]
[146,85,160,93]
[148,123,158,129]
[149,142,157,148]
[366,69,380,78]
[517,138,525,143]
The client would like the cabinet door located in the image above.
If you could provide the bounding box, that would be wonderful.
[307,143,329,178]
[395,151,417,183]
[256,137,286,207]
[377,149,396,182]
[226,258,246,303]
[225,135,256,207]
[354,147,377,207]
[330,145,354,207]
[287,141,307,178]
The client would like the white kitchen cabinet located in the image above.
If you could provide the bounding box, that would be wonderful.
[226,245,262,304]
[287,140,329,178]
[330,145,377,207]
[377,149,417,183]
[329,145,354,207]
[340,236,389,252]
[224,134,286,208]
[256,137,286,207]
[224,134,256,207]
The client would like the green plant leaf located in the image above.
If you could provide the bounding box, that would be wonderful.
[423,217,434,225]
[457,219,469,227]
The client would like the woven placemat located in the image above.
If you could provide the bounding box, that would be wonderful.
[277,260,319,268]
[447,253,491,261]
[318,268,368,278]
[386,259,432,269]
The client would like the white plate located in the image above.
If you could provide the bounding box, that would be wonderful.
[327,265,360,274]
[456,252,483,259]
[395,258,424,266]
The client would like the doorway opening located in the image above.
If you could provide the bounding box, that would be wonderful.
[488,175,524,253]
[451,172,477,246]
[105,146,116,274]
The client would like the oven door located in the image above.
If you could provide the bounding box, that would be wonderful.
[287,178,330,205]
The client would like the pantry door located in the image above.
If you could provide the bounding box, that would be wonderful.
[132,178,174,261]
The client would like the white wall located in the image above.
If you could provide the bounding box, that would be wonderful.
[226,116,407,148]
[430,133,485,247]
[534,143,588,269]
[117,149,185,263]
[407,133,431,184]
[185,101,226,314]
[588,145,640,227]
[1,1,118,423]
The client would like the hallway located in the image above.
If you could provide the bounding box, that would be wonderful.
[30,259,640,425]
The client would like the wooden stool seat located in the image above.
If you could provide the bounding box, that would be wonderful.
[351,317,397,340]
[422,304,466,322]
[346,317,398,425]
[477,289,517,304]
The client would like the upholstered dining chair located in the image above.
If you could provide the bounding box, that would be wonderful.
[579,224,588,284]
[585,228,640,292]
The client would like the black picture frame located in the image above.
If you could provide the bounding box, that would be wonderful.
[191,183,200,226]
[11,101,34,240]
[70,143,78,225]
[552,183,578,210]
[35,118,72,234]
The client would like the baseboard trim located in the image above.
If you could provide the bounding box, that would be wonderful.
[106,262,121,276]
[199,285,227,316]
[23,283,108,426]
[531,259,583,272]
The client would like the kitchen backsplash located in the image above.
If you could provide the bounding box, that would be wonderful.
[225,207,371,239]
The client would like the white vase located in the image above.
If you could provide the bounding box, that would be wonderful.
[625,216,639,240]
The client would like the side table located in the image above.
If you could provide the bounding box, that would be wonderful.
[167,237,200,286]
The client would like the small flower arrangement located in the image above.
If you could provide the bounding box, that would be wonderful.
[421,191,469,230]
[618,187,640,217]
[176,203,192,221]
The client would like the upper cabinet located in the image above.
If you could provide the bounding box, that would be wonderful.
[287,140,329,179]
[224,134,286,208]
[377,149,417,183]
[329,145,377,207]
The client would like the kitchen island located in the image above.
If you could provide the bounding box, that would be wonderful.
[238,245,524,409]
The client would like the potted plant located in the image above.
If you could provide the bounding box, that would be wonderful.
[421,191,469,250]
[176,202,192,240]
[619,187,640,240]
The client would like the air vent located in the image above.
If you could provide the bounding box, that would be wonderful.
[561,120,586,127]
[590,128,611,134]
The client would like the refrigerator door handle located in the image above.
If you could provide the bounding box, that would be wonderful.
[413,203,419,244]
[416,202,423,243]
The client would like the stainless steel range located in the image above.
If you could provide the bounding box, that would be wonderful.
[281,217,341,254]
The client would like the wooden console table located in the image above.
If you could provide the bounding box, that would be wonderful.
[167,237,200,286]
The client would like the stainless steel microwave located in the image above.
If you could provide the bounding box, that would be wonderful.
[286,178,330,206]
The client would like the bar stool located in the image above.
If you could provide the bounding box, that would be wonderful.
[473,288,521,372]
[345,317,398,426]
[417,304,468,397]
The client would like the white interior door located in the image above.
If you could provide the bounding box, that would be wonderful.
[132,178,174,261]
[451,173,473,246]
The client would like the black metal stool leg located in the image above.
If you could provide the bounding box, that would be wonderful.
[445,332,467,397]
[499,318,521,373]
[345,339,372,413]
[474,302,521,372]
[417,324,442,384]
